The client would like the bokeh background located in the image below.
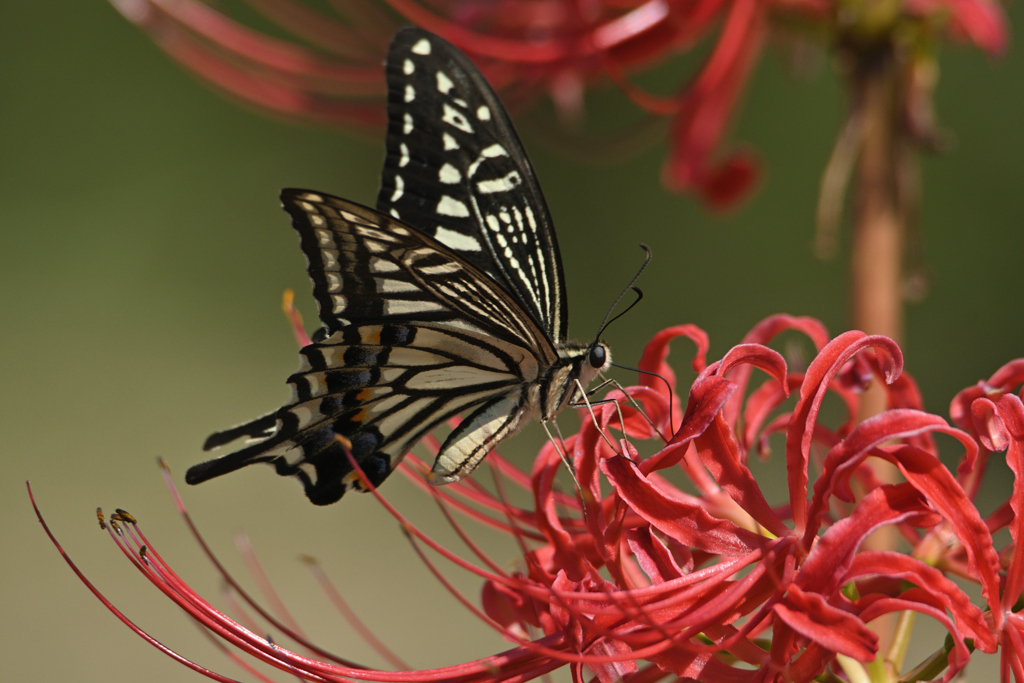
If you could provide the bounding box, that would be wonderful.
[3,2,1023,681]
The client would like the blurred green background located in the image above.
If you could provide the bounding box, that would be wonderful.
[3,2,1022,681]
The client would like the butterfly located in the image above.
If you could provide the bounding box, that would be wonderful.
[185,27,613,505]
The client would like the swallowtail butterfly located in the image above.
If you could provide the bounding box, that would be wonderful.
[186,27,612,505]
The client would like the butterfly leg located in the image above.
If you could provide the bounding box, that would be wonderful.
[541,420,589,522]
[571,379,624,456]
[605,378,669,444]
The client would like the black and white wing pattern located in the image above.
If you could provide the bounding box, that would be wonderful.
[187,28,611,505]
[377,27,567,343]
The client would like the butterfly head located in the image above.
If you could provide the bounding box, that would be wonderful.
[581,339,612,390]
[588,341,609,372]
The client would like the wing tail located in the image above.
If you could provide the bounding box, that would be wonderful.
[202,411,279,451]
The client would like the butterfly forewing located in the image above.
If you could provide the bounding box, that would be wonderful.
[377,28,567,343]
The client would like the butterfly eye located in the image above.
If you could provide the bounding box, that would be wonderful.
[588,344,606,369]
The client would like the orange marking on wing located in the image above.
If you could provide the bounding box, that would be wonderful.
[353,389,374,422]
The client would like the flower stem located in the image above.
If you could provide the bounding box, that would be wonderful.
[845,44,918,653]
[851,51,905,385]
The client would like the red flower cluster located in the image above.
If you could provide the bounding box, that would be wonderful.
[108,0,1008,208]
[36,316,1024,681]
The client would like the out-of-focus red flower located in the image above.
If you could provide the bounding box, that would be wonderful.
[107,0,1008,208]
[35,315,1024,681]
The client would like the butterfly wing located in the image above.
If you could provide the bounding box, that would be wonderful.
[377,27,568,343]
[187,190,556,505]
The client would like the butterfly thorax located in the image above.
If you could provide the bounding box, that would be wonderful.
[536,340,612,420]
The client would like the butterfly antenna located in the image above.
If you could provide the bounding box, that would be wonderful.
[610,362,677,436]
[594,244,652,340]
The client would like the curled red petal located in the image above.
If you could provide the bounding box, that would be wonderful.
[950,358,1024,429]
[846,552,993,650]
[715,343,788,390]
[723,314,831,429]
[693,412,791,538]
[774,585,877,661]
[740,314,831,350]
[787,332,903,533]
[699,153,760,210]
[804,409,975,544]
[972,397,1010,452]
[638,325,709,388]
[626,527,685,584]
[603,455,764,556]
[985,394,1024,611]
[661,0,766,209]
[855,592,974,680]
[887,444,1003,623]
[797,483,936,596]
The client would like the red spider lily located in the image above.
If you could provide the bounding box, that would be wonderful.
[107,0,1007,208]
[34,315,1024,681]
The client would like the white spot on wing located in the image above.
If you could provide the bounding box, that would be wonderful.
[418,262,462,276]
[403,112,413,134]
[377,278,421,293]
[383,300,445,315]
[411,38,431,55]
[399,142,409,167]
[404,84,415,102]
[482,144,508,158]
[477,105,491,121]
[442,104,473,133]
[436,196,469,217]
[434,226,481,252]
[436,71,455,94]
[525,206,538,232]
[403,59,414,75]
[443,133,459,150]
[477,171,522,194]
[407,366,514,390]
[390,208,401,219]
[370,258,400,273]
[297,192,322,202]
[390,175,404,202]
[438,163,461,184]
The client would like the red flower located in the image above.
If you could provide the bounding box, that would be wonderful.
[35,316,1024,681]
[108,0,1008,208]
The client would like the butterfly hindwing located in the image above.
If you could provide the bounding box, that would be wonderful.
[377,27,567,343]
